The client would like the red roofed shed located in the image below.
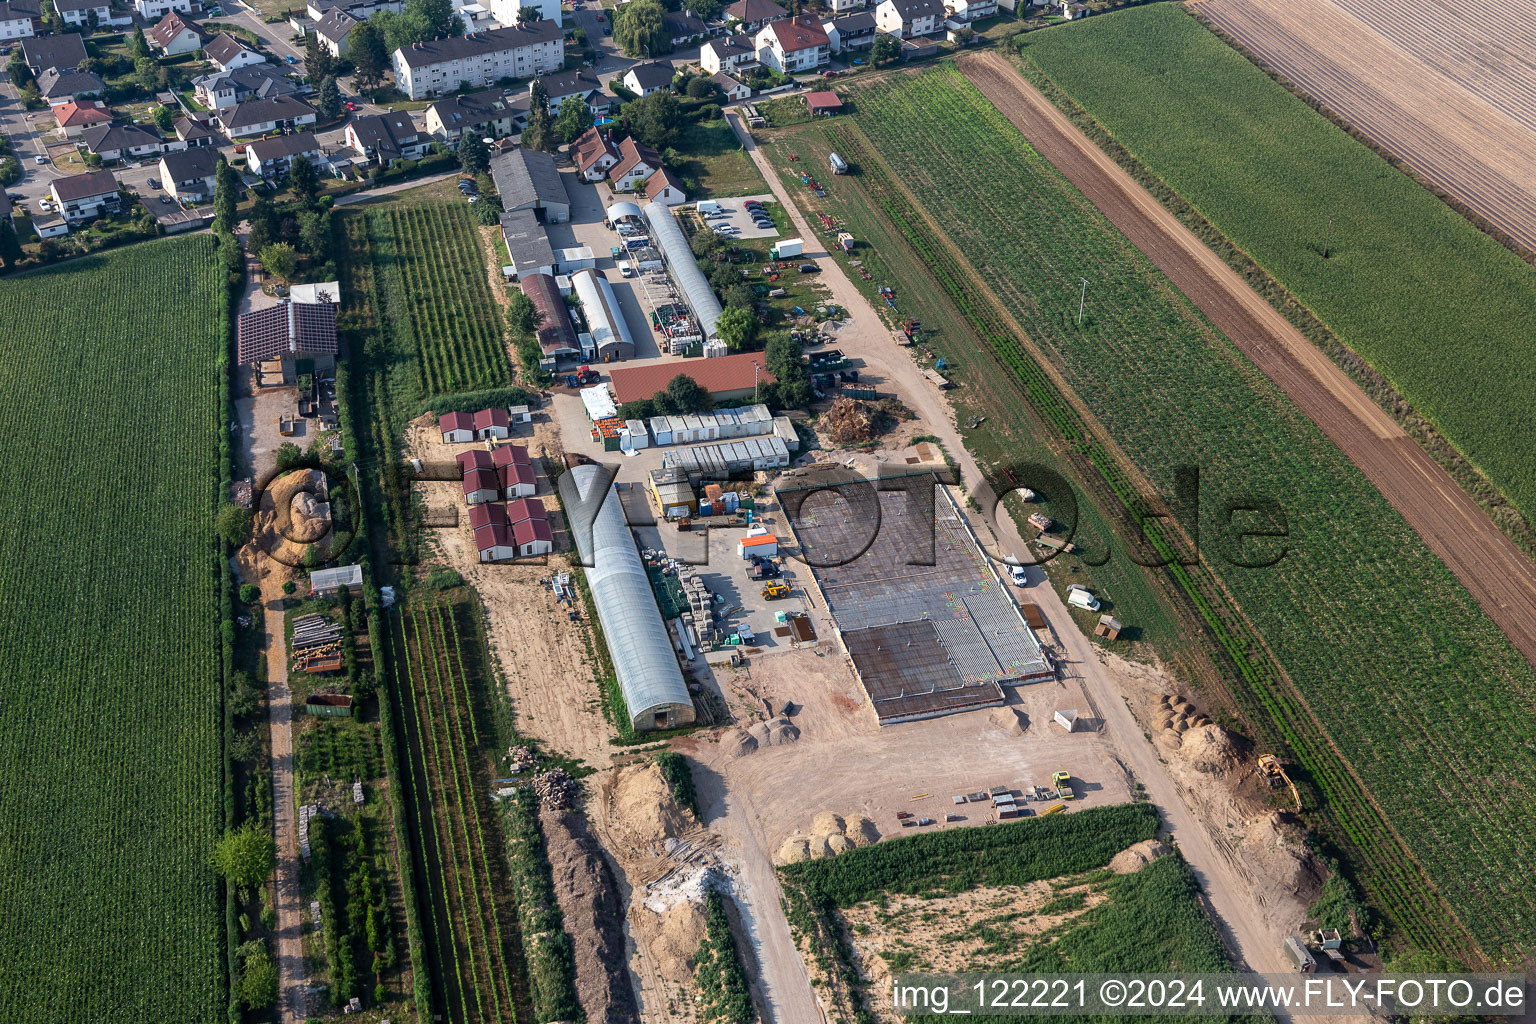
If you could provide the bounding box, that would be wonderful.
[608,351,774,404]
[805,91,843,116]
[439,411,475,443]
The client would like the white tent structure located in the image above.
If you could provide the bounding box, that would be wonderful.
[644,201,723,342]
[572,268,636,362]
[559,464,696,731]
[606,201,643,225]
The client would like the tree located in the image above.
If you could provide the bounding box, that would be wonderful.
[246,196,278,253]
[620,89,682,148]
[236,943,278,1010]
[209,822,277,889]
[134,56,157,91]
[516,4,540,21]
[523,79,552,151]
[552,94,592,145]
[6,50,31,89]
[506,289,544,337]
[213,157,239,234]
[216,503,254,547]
[613,0,669,57]
[871,33,900,64]
[659,373,712,414]
[281,580,297,596]
[288,156,320,204]
[690,226,722,257]
[715,305,757,352]
[685,74,713,100]
[458,131,489,175]
[304,31,335,82]
[152,104,174,132]
[239,583,261,605]
[259,242,299,282]
[347,21,389,90]
[723,282,755,310]
[298,208,331,262]
[0,220,22,271]
[317,74,341,120]
[130,24,151,59]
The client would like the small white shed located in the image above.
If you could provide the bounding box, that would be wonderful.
[1054,709,1079,732]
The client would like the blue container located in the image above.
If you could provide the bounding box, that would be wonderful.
[722,491,739,513]
[699,499,714,517]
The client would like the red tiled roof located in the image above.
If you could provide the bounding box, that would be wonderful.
[609,136,661,181]
[767,14,829,53]
[473,407,509,432]
[457,449,494,473]
[513,516,553,547]
[609,351,775,404]
[644,167,684,199]
[491,444,531,467]
[571,126,617,174]
[55,100,111,127]
[506,497,544,524]
[439,411,474,434]
[805,90,842,112]
[475,521,515,552]
[499,461,536,492]
[463,467,499,496]
[468,502,507,530]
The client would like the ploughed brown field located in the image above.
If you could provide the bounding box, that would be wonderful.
[1190,0,1536,253]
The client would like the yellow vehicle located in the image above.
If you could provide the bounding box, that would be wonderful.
[1041,803,1067,816]
[761,581,791,599]
[1053,770,1074,800]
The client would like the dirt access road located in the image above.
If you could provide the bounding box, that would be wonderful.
[958,50,1536,674]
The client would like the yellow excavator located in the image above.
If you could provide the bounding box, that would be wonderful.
[1258,755,1301,811]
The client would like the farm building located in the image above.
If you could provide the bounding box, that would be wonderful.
[236,301,338,377]
[469,503,517,561]
[439,411,475,443]
[501,460,536,497]
[559,463,695,731]
[500,208,557,281]
[309,563,364,597]
[648,466,696,517]
[490,147,570,223]
[609,351,773,405]
[473,407,510,439]
[660,435,791,476]
[805,90,843,116]
[643,201,724,341]
[520,272,580,366]
[463,466,500,505]
[507,497,554,555]
[571,268,636,362]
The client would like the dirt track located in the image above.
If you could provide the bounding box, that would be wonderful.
[958,50,1536,673]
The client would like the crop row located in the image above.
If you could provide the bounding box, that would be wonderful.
[0,237,225,1022]
[841,66,1536,961]
[381,205,514,398]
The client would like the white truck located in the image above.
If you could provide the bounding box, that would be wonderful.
[1066,586,1100,612]
[770,237,803,260]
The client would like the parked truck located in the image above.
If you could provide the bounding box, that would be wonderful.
[771,237,803,260]
[1284,936,1316,973]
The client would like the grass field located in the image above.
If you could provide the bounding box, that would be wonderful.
[0,238,224,1023]
[390,599,525,1024]
[673,116,768,198]
[1019,4,1536,524]
[765,65,1536,962]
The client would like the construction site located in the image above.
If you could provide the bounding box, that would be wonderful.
[777,465,1054,724]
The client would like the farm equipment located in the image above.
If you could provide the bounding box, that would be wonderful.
[761,581,790,599]
[1052,770,1073,800]
[1258,755,1302,811]
[837,231,855,254]
[1041,803,1067,816]
[901,318,922,344]
[610,245,622,259]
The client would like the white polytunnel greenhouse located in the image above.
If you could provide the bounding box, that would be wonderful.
[643,201,724,342]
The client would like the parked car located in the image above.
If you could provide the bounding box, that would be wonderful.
[620,265,634,277]
[345,101,358,111]
[798,262,819,273]
[34,155,46,165]
[159,195,173,204]
[1008,564,1027,586]
[285,54,298,64]
[147,177,160,189]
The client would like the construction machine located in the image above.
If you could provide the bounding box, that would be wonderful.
[1052,770,1073,800]
[1258,755,1301,811]
[761,581,790,600]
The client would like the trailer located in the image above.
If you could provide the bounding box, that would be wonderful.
[836,231,854,254]
[1284,936,1316,973]
[829,151,848,175]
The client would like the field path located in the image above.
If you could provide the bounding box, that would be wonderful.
[260,572,307,1024]
[958,50,1536,673]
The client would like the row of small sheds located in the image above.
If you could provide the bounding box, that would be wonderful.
[439,406,529,444]
[648,404,773,445]
[469,497,553,561]
[458,445,535,505]
[661,435,791,475]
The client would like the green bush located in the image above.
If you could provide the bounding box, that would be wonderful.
[654,751,698,818]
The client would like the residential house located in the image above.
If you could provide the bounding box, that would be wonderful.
[570,126,617,182]
[305,0,401,20]
[439,411,475,443]
[823,11,875,51]
[946,0,995,18]
[174,115,217,148]
[1060,0,1087,17]
[235,302,338,376]
[621,60,674,97]
[606,136,660,192]
[32,214,70,238]
[50,169,120,223]
[508,498,553,555]
[345,112,429,165]
[492,444,535,496]
[662,9,705,46]
[148,11,203,55]
[214,95,317,139]
[489,147,569,222]
[487,0,559,29]
[473,407,510,440]
[193,64,301,109]
[755,15,829,73]
[710,71,750,101]
[875,0,941,36]
[53,0,131,28]
[205,32,266,71]
[158,146,220,202]
[424,88,519,142]
[391,22,564,101]
[723,0,786,33]
[35,67,104,106]
[643,167,685,207]
[52,100,112,137]
[246,131,325,178]
[0,1,34,40]
[534,67,604,114]
[313,7,356,56]
[134,0,193,19]
[21,32,86,73]
[462,466,500,504]
[828,0,865,12]
[79,123,165,161]
[699,33,759,76]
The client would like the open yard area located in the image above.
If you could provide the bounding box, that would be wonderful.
[758,61,1536,965]
[0,237,224,1023]
[673,116,768,199]
[1022,4,1536,528]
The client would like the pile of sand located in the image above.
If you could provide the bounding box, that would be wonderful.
[1246,812,1321,899]
[648,900,708,982]
[1153,693,1221,756]
[1180,724,1242,777]
[990,706,1027,736]
[288,491,331,542]
[610,764,694,847]
[1109,839,1171,874]
[726,716,800,758]
[774,808,881,864]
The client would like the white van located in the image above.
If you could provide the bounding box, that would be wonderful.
[1067,589,1100,612]
[696,200,723,216]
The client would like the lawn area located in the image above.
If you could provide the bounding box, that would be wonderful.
[757,94,813,127]
[835,62,1536,963]
[672,115,767,198]
[1021,4,1536,524]
[0,236,225,1024]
